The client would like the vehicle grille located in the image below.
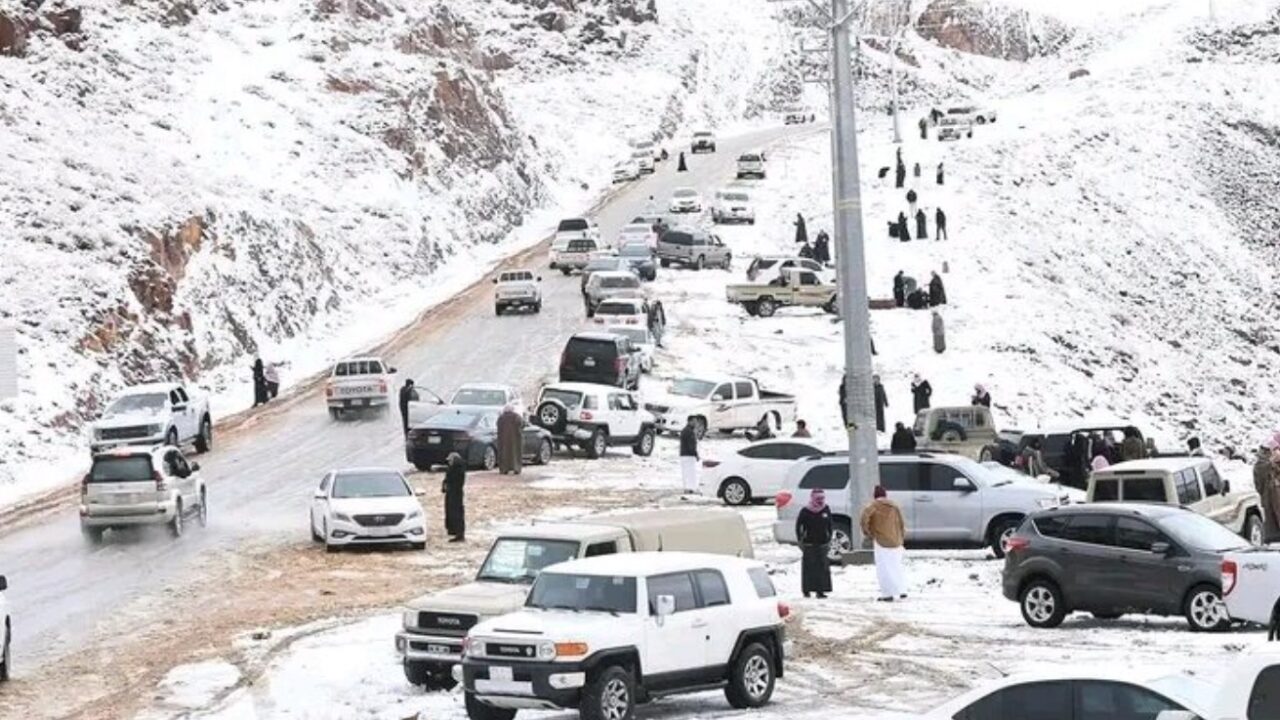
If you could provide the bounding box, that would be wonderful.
[354,513,404,527]
[99,426,153,441]
[644,403,670,415]
[485,642,538,660]
[415,611,478,634]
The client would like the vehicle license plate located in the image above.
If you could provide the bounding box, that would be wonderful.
[427,644,451,655]
[490,666,513,682]
[428,436,442,444]
[583,358,596,367]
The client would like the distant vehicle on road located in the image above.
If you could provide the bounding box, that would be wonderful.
[552,238,602,275]
[611,162,639,183]
[629,149,654,174]
[589,298,651,330]
[309,467,427,552]
[1088,457,1265,545]
[492,269,542,315]
[700,438,823,506]
[937,115,973,141]
[981,422,1149,490]
[913,406,1000,460]
[405,409,553,471]
[726,267,838,317]
[533,382,657,458]
[645,374,796,439]
[0,574,8,683]
[616,222,659,250]
[735,152,766,179]
[80,445,208,544]
[1003,503,1247,631]
[656,227,731,270]
[584,272,645,316]
[783,110,811,125]
[90,383,212,456]
[406,383,524,428]
[615,242,657,281]
[578,254,629,297]
[690,130,717,153]
[550,218,602,265]
[946,105,997,124]
[559,332,643,391]
[668,187,703,213]
[712,188,756,224]
[325,357,396,420]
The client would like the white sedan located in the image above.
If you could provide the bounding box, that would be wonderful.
[699,439,823,505]
[616,222,659,249]
[668,187,702,214]
[611,162,638,183]
[310,468,427,551]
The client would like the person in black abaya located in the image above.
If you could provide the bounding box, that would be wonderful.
[794,213,808,244]
[251,358,267,407]
[796,489,834,598]
[677,152,688,172]
[897,212,911,243]
[443,452,466,542]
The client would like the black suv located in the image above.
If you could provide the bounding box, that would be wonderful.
[1003,503,1249,632]
[559,332,642,390]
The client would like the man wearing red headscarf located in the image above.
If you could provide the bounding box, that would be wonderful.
[795,488,833,598]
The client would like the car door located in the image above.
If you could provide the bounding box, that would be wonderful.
[913,463,982,542]
[953,680,1073,720]
[733,381,758,427]
[174,386,197,440]
[1194,464,1232,527]
[693,569,737,673]
[520,418,543,458]
[642,572,706,680]
[878,462,918,540]
[709,383,736,430]
[168,450,197,508]
[1056,514,1119,611]
[1110,517,1176,612]
[607,392,641,439]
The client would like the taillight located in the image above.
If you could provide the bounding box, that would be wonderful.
[325,385,334,398]
[614,357,626,375]
[378,381,388,394]
[1223,560,1238,596]
[702,459,720,468]
[560,351,570,369]
[776,491,792,508]
[777,601,791,619]
[580,411,594,421]
[154,470,168,492]
[1005,537,1030,554]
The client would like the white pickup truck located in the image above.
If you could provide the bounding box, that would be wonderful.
[1224,546,1280,630]
[644,375,797,439]
[89,382,213,455]
[394,508,752,690]
[1153,647,1280,720]
[324,356,396,420]
[493,269,542,315]
[550,218,602,268]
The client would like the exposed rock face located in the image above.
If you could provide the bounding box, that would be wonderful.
[916,0,1072,61]
[0,11,31,56]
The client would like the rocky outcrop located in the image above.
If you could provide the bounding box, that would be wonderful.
[0,12,29,56]
[916,0,1071,61]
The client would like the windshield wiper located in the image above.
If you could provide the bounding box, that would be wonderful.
[583,605,620,617]
[541,604,581,613]
[477,575,529,584]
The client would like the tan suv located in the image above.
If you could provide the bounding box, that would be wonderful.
[656,228,731,270]
[913,406,999,459]
[80,445,208,543]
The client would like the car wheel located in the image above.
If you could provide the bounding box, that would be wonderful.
[1185,584,1228,632]
[580,665,635,720]
[534,301,542,313]
[169,500,184,539]
[823,296,839,314]
[328,407,342,421]
[586,429,608,460]
[725,642,775,709]
[827,519,854,563]
[560,268,571,276]
[743,301,759,317]
[536,438,553,465]
[979,445,995,462]
[1020,579,1066,628]
[988,517,1022,559]
[194,416,212,453]
[721,478,751,506]
[165,427,179,449]
[694,255,705,270]
[1245,513,1266,546]
[976,116,987,125]
[481,445,498,471]
[690,416,708,440]
[322,521,339,553]
[494,305,503,316]
[632,428,655,457]
[197,488,208,528]
[659,259,670,268]
[535,400,567,434]
[723,254,732,270]
[757,298,777,318]
[310,518,322,542]
[465,692,517,720]
[412,461,432,472]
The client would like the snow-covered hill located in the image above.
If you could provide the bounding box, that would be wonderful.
[0,0,791,503]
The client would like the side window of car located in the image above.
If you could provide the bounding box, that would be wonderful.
[694,570,731,607]
[879,463,917,492]
[1061,515,1115,546]
[734,381,755,399]
[1075,681,1187,720]
[585,541,617,558]
[780,443,820,460]
[335,363,349,377]
[1248,665,1280,720]
[712,383,734,401]
[1093,479,1119,501]
[583,394,599,411]
[739,445,773,460]
[953,681,1073,720]
[798,464,849,490]
[608,394,626,411]
[169,390,182,406]
[1123,477,1168,502]
[1115,518,1164,552]
[1177,469,1203,504]
[319,473,331,494]
[1200,464,1223,497]
[647,572,698,614]
[1034,515,1070,539]
[921,463,963,492]
[176,387,190,403]
[747,567,777,598]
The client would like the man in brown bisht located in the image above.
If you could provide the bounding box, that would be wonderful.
[1254,434,1280,542]
[860,485,908,602]
[496,406,523,475]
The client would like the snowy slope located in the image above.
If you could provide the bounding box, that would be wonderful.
[0,0,790,506]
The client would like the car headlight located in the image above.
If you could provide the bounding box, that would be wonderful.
[333,512,353,522]
[463,636,482,657]
[1036,498,1058,509]
[537,640,557,660]
[402,611,417,628]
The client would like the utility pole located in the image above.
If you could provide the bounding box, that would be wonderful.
[828,0,879,561]
[888,29,902,144]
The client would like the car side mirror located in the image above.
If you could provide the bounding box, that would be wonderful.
[190,462,201,472]
[953,477,976,493]
[712,394,726,401]
[492,278,498,284]
[389,367,398,374]
[414,488,426,497]
[655,594,675,620]
[1150,541,1171,556]
[0,575,7,592]
[537,276,543,282]
[313,489,326,500]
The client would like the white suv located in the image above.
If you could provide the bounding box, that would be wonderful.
[712,188,756,224]
[531,383,657,459]
[0,574,9,683]
[493,270,542,315]
[80,445,208,543]
[458,552,786,720]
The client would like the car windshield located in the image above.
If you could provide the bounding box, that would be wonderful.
[332,472,409,499]
[477,538,581,583]
[450,388,507,406]
[587,259,619,271]
[105,393,168,415]
[600,276,638,289]
[558,219,588,232]
[500,272,531,282]
[608,327,649,344]
[540,388,585,409]
[527,572,638,614]
[725,193,749,202]
[427,411,483,429]
[674,189,696,198]
[1156,513,1251,553]
[670,378,716,398]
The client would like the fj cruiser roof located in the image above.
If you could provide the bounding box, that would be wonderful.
[1095,457,1212,474]
[540,382,626,396]
[548,551,759,577]
[491,521,631,543]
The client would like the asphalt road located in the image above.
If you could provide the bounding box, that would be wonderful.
[0,125,801,672]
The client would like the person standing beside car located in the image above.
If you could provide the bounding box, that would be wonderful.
[890,422,916,454]
[911,374,932,413]
[497,405,523,476]
[680,417,699,496]
[861,485,907,602]
[398,378,419,436]
[443,452,466,543]
[796,489,833,599]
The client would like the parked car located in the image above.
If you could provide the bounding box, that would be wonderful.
[668,187,703,214]
[532,382,657,458]
[913,405,999,460]
[745,255,825,282]
[551,218,601,262]
[616,222,659,250]
[773,452,1070,561]
[644,375,796,439]
[605,326,656,372]
[783,110,810,124]
[690,130,717,152]
[492,269,542,315]
[0,574,7,683]
[80,445,209,543]
[1002,503,1249,631]
[583,271,645,316]
[615,242,657,280]
[578,254,629,297]
[726,267,838,317]
[396,508,753,690]
[611,162,638,183]
[406,409,553,471]
[923,668,1204,720]
[700,439,824,506]
[735,153,765,179]
[1223,546,1280,628]
[629,139,660,166]
[946,105,997,124]
[1088,457,1265,545]
[552,238,602,275]
[588,298,651,329]
[309,467,427,552]
[656,227,731,270]
[458,552,784,720]
[981,422,1149,490]
[629,149,654,174]
[937,115,973,141]
[406,383,525,428]
[558,332,643,391]
[712,188,756,224]
[90,383,213,456]
[325,356,396,420]
[1157,647,1280,720]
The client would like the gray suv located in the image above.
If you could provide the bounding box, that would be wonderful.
[657,228,731,270]
[773,452,1069,561]
[1002,503,1250,632]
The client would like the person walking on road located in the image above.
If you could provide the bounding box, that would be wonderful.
[497,405,523,475]
[915,209,928,240]
[936,162,945,185]
[861,485,908,601]
[906,189,918,218]
[918,117,927,140]
[935,207,948,240]
[893,271,906,307]
[890,422,916,453]
[971,383,991,407]
[932,311,946,353]
[680,417,699,495]
[792,420,812,438]
[443,452,467,542]
[913,162,921,178]
[796,489,833,599]
[398,378,419,435]
[813,230,831,265]
[928,272,946,305]
[838,375,849,428]
[911,374,932,412]
[677,152,688,172]
[263,361,281,400]
[895,162,906,189]
[794,213,808,245]
[251,358,267,407]
[874,375,888,432]
[897,212,911,243]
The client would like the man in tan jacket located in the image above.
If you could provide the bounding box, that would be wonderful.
[860,485,908,601]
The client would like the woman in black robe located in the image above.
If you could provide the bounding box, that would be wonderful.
[795,489,833,598]
[677,152,688,172]
[443,452,466,542]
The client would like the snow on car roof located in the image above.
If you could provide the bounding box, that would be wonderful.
[571,331,630,342]
[672,187,698,196]
[545,551,759,577]
[332,466,404,477]
[674,372,749,385]
[540,381,619,396]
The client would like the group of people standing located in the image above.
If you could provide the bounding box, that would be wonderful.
[793,214,833,265]
[250,358,281,407]
[885,148,948,243]
[793,485,908,602]
[892,270,947,310]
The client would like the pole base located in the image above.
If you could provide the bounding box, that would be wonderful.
[840,549,875,566]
